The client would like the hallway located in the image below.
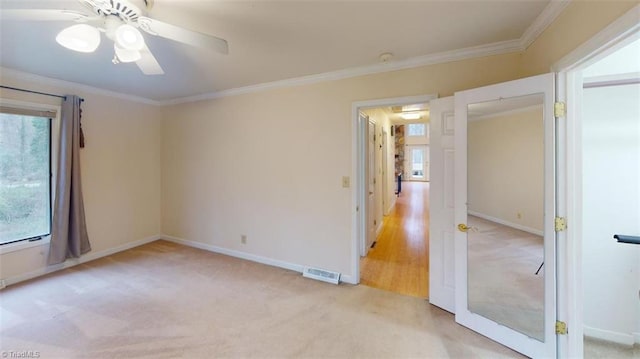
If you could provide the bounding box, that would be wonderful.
[360,181,430,298]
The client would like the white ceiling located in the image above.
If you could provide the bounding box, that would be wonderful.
[0,0,560,102]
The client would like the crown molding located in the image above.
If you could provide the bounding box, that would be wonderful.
[0,67,162,106]
[1,1,569,107]
[520,0,571,50]
[162,39,522,106]
[163,1,569,106]
[553,4,640,72]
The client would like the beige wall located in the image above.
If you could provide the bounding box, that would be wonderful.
[468,108,544,233]
[0,76,163,281]
[160,2,638,279]
[2,1,633,283]
[521,1,638,75]
[161,53,522,278]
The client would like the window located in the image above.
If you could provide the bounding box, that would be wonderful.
[0,107,53,245]
[407,123,426,136]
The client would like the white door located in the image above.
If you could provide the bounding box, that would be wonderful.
[381,130,389,215]
[428,97,456,313]
[405,145,429,181]
[366,119,376,252]
[454,73,556,358]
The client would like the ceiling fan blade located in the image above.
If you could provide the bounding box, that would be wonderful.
[137,16,228,55]
[0,9,92,22]
[136,44,164,75]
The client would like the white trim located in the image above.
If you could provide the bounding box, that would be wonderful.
[520,1,571,50]
[0,237,51,255]
[1,235,161,287]
[584,326,636,347]
[160,234,358,284]
[165,0,567,106]
[0,67,162,106]
[468,210,544,236]
[552,5,640,72]
[352,94,438,284]
[161,234,303,272]
[164,41,520,105]
[386,196,397,216]
[160,235,358,285]
[553,4,640,359]
[469,104,543,122]
[375,222,384,238]
[0,2,565,106]
[0,98,61,255]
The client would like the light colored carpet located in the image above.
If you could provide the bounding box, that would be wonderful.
[0,240,525,358]
[467,216,545,342]
[584,337,639,358]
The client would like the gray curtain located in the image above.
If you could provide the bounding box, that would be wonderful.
[48,95,91,265]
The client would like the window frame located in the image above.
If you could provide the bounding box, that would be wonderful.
[0,98,60,254]
[407,123,427,137]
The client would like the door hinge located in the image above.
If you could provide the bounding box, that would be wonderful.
[555,320,568,335]
[554,102,566,117]
[555,217,567,232]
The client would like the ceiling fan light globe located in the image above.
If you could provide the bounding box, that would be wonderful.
[114,43,141,63]
[56,24,101,53]
[115,24,145,51]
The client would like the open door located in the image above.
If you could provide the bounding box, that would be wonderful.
[428,96,456,313]
[366,118,376,253]
[454,73,557,358]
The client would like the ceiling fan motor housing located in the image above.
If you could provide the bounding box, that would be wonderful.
[83,0,149,23]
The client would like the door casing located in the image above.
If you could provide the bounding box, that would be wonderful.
[351,94,437,284]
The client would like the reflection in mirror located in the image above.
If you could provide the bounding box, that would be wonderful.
[467,94,545,341]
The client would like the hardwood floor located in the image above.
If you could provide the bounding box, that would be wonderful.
[360,181,429,298]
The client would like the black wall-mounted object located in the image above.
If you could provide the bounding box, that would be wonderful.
[614,234,640,245]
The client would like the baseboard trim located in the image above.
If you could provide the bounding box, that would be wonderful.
[2,234,162,288]
[468,210,543,236]
[161,235,357,285]
[584,325,636,346]
[375,222,384,237]
[386,196,397,215]
[162,234,307,271]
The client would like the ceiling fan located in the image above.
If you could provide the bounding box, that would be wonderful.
[1,0,229,75]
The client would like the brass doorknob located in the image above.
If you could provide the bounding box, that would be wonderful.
[457,223,470,232]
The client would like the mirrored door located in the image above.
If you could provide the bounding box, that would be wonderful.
[453,73,556,358]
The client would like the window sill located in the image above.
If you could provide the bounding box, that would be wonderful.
[0,236,50,255]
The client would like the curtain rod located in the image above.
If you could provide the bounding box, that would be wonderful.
[0,85,85,102]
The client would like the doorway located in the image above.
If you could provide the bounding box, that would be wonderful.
[573,36,640,358]
[405,145,430,181]
[555,8,640,357]
[355,100,432,298]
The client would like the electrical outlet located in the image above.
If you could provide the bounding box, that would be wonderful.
[342,176,350,188]
[517,212,522,219]
[241,235,247,244]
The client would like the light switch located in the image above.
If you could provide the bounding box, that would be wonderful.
[342,176,350,188]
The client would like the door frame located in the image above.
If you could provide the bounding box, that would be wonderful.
[552,5,640,358]
[365,117,377,255]
[350,94,437,284]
